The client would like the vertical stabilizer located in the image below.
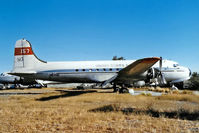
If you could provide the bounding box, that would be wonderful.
[13,39,46,72]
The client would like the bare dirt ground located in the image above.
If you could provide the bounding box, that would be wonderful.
[0,88,198,133]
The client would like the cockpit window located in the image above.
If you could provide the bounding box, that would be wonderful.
[173,64,179,67]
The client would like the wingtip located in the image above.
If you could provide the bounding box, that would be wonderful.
[141,57,160,63]
[152,57,161,60]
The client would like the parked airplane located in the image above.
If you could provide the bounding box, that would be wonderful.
[10,39,191,92]
[0,72,47,89]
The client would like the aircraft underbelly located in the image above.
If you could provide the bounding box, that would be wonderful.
[37,72,117,83]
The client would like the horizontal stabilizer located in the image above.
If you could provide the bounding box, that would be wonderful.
[9,71,36,77]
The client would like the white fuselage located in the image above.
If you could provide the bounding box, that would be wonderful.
[17,59,190,84]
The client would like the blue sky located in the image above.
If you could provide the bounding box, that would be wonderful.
[0,0,199,72]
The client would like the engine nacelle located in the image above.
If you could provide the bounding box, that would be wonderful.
[146,68,156,80]
[146,68,167,86]
[133,81,145,87]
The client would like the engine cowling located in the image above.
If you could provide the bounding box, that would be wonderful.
[146,68,167,86]
[147,68,156,80]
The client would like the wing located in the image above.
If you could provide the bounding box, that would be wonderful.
[117,57,160,79]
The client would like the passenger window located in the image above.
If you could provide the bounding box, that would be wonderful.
[75,69,79,72]
[103,68,106,71]
[109,68,112,71]
[82,69,85,71]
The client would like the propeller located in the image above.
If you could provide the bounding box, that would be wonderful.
[157,57,167,85]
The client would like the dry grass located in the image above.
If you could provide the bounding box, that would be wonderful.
[156,94,199,104]
[0,88,198,132]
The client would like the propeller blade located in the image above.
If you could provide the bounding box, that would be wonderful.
[157,73,167,85]
[161,73,167,85]
[158,57,167,85]
[159,56,162,71]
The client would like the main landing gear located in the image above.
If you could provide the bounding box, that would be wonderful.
[113,83,129,93]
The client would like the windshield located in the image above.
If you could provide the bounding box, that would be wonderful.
[173,64,179,67]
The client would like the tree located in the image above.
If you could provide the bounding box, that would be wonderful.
[188,72,199,90]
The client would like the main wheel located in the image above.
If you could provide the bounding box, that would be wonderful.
[119,87,129,93]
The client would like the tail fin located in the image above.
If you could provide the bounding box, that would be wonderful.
[13,39,46,72]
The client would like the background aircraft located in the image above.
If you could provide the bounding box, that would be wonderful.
[10,39,191,92]
[0,72,46,89]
